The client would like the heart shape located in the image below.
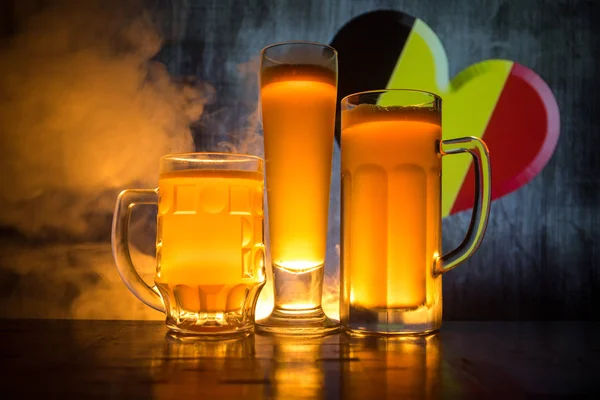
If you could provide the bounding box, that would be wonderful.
[331,10,560,217]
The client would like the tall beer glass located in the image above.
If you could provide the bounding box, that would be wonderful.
[256,41,339,335]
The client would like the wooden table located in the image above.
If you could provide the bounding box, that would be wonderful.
[0,320,598,398]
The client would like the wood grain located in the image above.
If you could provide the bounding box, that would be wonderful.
[0,319,598,398]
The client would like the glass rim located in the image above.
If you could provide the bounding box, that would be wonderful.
[341,89,442,105]
[260,40,338,64]
[160,152,264,164]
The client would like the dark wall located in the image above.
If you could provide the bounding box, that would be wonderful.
[0,0,597,321]
[157,0,600,320]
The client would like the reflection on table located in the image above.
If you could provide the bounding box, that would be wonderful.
[341,334,441,399]
[1,320,598,398]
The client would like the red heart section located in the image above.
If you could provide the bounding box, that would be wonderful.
[451,63,560,214]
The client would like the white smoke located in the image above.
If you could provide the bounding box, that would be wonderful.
[0,0,208,320]
[209,55,265,157]
[0,0,206,240]
[0,0,342,320]
[0,238,161,320]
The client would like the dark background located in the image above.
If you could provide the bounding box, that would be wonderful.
[1,0,599,320]
[157,0,600,320]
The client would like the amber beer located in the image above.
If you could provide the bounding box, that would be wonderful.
[341,105,442,312]
[340,90,492,335]
[256,42,339,334]
[260,65,337,273]
[155,169,265,316]
[112,153,266,337]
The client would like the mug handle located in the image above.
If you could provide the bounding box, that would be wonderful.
[434,136,492,275]
[111,189,165,312]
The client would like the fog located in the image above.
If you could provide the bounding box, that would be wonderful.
[0,0,204,319]
[0,0,206,240]
[0,0,340,320]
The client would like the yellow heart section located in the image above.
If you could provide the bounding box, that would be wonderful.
[380,19,512,217]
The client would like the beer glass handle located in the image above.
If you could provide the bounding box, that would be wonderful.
[111,189,165,312]
[434,137,492,275]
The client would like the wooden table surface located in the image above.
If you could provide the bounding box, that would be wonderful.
[0,320,598,399]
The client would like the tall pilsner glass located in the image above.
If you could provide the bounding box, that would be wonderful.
[256,41,340,335]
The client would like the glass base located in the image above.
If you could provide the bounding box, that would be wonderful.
[166,323,253,341]
[344,326,439,337]
[255,307,340,337]
[157,279,265,341]
[341,303,441,336]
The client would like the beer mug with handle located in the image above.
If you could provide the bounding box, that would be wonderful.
[340,89,491,335]
[111,153,266,338]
